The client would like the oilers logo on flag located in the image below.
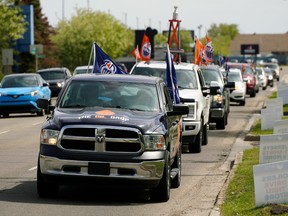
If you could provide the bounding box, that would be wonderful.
[141,42,151,59]
[100,60,117,74]
[203,41,214,63]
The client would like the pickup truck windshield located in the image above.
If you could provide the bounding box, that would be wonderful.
[132,67,197,89]
[60,80,160,112]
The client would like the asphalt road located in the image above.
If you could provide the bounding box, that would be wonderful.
[0,67,287,216]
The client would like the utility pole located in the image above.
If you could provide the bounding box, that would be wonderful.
[198,25,203,39]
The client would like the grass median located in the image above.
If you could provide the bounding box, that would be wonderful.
[220,92,288,216]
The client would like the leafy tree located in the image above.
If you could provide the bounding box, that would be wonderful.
[0,0,27,49]
[0,0,26,74]
[207,23,239,56]
[51,9,134,71]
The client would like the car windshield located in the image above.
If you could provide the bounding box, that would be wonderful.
[263,64,277,69]
[1,75,39,88]
[39,70,65,80]
[227,72,242,82]
[201,68,223,86]
[60,80,159,112]
[132,67,198,89]
[74,68,93,75]
[256,68,263,75]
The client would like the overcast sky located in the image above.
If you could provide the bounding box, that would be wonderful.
[40,0,288,35]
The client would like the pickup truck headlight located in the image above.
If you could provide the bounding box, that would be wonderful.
[212,94,223,105]
[57,81,65,88]
[143,135,166,150]
[40,129,59,145]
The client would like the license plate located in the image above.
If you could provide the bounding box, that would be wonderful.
[88,162,110,175]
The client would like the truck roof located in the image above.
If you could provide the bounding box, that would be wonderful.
[132,60,199,71]
[69,73,163,85]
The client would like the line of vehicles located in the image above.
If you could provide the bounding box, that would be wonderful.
[0,59,281,202]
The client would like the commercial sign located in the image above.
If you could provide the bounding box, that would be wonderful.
[241,44,259,55]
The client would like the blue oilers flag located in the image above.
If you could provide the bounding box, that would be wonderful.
[92,43,126,74]
[166,44,180,104]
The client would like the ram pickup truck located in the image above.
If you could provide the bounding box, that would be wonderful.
[36,74,189,202]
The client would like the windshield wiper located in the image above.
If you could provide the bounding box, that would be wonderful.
[62,104,87,108]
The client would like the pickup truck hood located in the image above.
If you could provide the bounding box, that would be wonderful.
[49,107,164,134]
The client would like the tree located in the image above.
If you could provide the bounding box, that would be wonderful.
[207,23,239,56]
[51,9,134,71]
[0,0,27,49]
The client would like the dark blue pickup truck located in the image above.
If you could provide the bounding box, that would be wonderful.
[36,74,188,202]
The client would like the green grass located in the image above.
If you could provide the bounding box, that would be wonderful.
[220,147,264,216]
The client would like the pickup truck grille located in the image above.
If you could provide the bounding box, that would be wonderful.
[59,125,142,153]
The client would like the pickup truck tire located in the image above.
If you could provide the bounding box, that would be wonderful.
[171,146,181,188]
[202,123,208,146]
[250,89,256,97]
[37,161,59,198]
[216,115,226,130]
[189,121,203,153]
[150,151,170,202]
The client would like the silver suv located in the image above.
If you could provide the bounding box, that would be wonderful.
[130,61,217,153]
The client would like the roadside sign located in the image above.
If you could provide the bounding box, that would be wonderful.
[29,44,43,55]
[2,49,13,65]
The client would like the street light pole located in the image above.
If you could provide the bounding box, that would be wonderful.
[198,25,202,39]
[62,0,65,21]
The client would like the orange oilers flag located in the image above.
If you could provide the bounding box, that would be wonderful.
[194,38,204,65]
[140,33,151,61]
[202,35,214,65]
[131,45,141,60]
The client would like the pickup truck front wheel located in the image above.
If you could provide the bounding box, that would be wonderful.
[37,160,59,198]
[189,121,203,153]
[171,147,181,188]
[150,151,170,202]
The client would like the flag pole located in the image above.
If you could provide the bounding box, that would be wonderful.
[87,42,95,73]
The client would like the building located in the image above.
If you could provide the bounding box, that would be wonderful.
[230,33,288,64]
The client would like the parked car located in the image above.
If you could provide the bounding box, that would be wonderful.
[37,67,72,97]
[73,65,93,76]
[224,62,258,97]
[36,74,189,202]
[226,69,246,106]
[0,73,51,117]
[255,67,268,90]
[201,65,234,130]
[261,62,281,81]
[130,61,218,153]
[263,68,274,87]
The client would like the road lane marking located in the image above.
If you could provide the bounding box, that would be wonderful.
[33,122,44,126]
[0,130,10,135]
[29,166,37,171]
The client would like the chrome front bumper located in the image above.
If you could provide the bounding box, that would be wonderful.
[39,154,165,181]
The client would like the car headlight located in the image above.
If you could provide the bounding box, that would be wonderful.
[143,135,166,150]
[31,90,40,96]
[40,129,59,145]
[0,93,7,97]
[57,81,65,87]
[212,94,223,104]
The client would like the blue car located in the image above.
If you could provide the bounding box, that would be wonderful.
[0,73,51,117]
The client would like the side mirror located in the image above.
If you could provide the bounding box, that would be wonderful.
[37,98,55,112]
[43,82,49,87]
[168,104,189,116]
[180,97,195,103]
